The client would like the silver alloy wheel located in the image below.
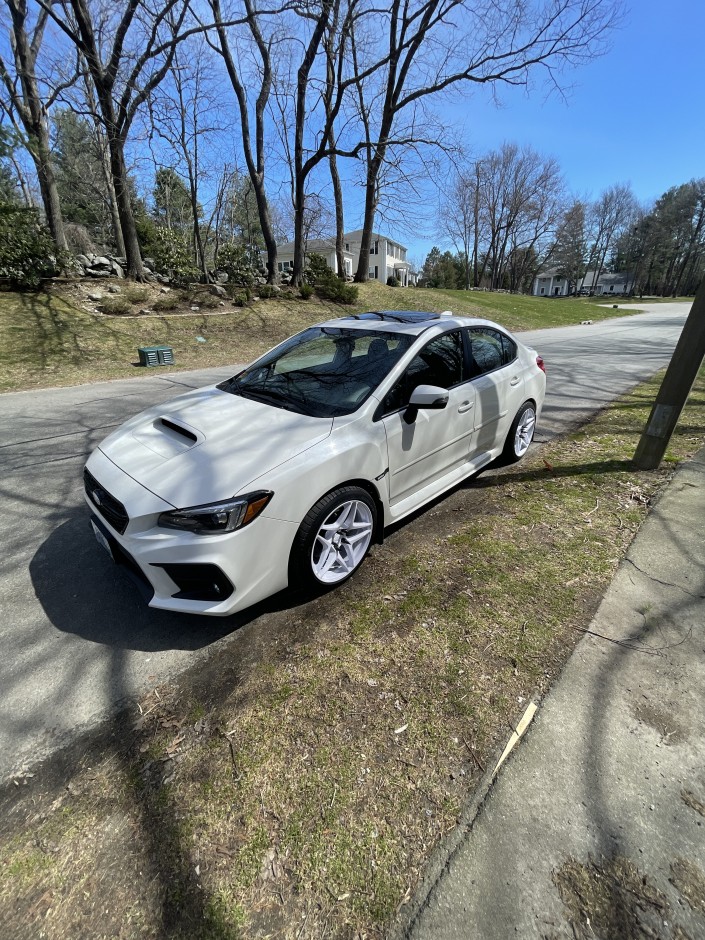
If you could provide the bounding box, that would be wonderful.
[514,406,536,457]
[311,499,374,584]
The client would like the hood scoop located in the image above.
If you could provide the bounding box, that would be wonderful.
[159,417,198,443]
[131,416,203,458]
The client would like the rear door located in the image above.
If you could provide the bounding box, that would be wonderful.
[465,328,524,453]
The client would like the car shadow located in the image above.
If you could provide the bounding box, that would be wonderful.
[29,508,296,652]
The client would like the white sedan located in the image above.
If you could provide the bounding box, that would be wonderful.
[84,310,545,616]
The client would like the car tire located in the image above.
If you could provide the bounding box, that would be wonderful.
[290,486,377,590]
[502,401,536,463]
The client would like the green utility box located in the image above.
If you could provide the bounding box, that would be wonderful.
[138,345,174,367]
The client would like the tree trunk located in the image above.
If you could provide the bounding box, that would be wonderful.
[473,179,479,288]
[256,185,278,284]
[98,132,125,256]
[354,153,383,282]
[291,180,307,285]
[107,132,143,280]
[107,174,126,258]
[329,147,345,278]
[213,4,278,283]
[33,135,67,250]
[5,0,67,250]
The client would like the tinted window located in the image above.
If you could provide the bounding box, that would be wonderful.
[383,331,464,413]
[501,333,517,364]
[467,328,515,376]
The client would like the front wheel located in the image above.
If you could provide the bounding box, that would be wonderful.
[502,401,536,463]
[290,486,377,590]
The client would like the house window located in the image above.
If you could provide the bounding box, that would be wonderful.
[277,262,283,272]
[375,265,378,280]
[369,240,378,255]
[345,242,349,251]
[540,288,545,295]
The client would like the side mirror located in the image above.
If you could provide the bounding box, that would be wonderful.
[404,384,449,423]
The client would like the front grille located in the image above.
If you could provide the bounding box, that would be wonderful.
[84,467,129,534]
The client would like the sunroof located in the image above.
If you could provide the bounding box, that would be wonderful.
[343,310,441,323]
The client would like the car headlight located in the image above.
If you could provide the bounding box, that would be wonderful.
[158,491,273,535]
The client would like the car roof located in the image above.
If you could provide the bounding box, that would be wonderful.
[317,310,511,336]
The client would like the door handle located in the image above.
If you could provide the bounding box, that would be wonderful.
[458,401,474,413]
[510,377,520,386]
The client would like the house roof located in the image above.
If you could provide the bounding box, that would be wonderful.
[535,267,563,279]
[582,270,632,284]
[277,238,353,258]
[344,229,407,249]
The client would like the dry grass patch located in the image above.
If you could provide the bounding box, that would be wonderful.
[1,370,703,939]
[0,281,647,393]
[553,855,669,939]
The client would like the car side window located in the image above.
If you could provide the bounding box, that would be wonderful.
[383,330,464,414]
[501,332,517,364]
[467,328,514,376]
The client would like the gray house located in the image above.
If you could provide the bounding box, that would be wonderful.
[533,268,633,296]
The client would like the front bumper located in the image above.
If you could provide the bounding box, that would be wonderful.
[84,449,296,616]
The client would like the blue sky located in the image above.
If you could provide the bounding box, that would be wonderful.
[385,0,705,265]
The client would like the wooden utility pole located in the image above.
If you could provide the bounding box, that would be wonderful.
[633,280,705,469]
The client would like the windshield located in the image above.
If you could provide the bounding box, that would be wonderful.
[217,327,414,417]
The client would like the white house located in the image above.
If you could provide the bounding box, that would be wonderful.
[275,238,355,278]
[276,231,413,284]
[344,229,412,286]
[532,268,633,296]
[532,267,571,296]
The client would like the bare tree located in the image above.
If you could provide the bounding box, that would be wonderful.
[323,1,345,277]
[208,0,280,282]
[42,0,199,279]
[349,0,620,282]
[149,35,224,281]
[440,169,480,289]
[0,0,74,247]
[79,71,126,256]
[552,199,588,294]
[584,182,636,293]
[457,143,564,289]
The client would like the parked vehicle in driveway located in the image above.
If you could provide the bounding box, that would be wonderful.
[84,310,546,615]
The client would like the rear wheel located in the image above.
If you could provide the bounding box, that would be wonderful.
[502,401,536,463]
[290,486,377,590]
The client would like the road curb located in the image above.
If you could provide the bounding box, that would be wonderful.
[389,696,541,940]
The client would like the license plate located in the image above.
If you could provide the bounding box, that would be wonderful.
[91,519,114,560]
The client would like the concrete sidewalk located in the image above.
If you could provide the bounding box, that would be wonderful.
[404,446,705,939]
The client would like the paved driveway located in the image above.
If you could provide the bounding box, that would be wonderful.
[0,303,690,780]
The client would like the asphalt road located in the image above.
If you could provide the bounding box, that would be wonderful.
[0,302,690,781]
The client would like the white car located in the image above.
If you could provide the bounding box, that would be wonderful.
[84,310,545,616]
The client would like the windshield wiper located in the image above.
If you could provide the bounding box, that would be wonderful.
[236,386,316,416]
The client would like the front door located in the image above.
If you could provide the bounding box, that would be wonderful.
[381,331,475,504]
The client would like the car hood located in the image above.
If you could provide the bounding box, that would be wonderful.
[98,386,333,507]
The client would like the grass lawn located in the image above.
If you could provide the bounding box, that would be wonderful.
[0,280,660,393]
[1,366,703,939]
